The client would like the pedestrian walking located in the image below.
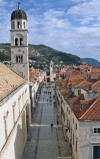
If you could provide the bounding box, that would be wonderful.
[57,120,59,126]
[51,123,53,128]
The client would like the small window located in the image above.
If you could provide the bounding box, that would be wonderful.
[12,106,15,124]
[25,89,27,100]
[18,97,21,114]
[94,128,100,133]
[4,118,7,139]
[73,133,74,145]
[15,38,18,46]
[22,93,24,104]
[23,22,25,28]
[75,123,77,130]
[17,21,20,28]
[78,89,81,95]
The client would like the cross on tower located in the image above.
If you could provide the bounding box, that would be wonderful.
[18,2,21,9]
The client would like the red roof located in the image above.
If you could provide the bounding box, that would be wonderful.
[71,95,98,120]
[92,81,100,93]
[76,79,97,91]
[80,97,100,120]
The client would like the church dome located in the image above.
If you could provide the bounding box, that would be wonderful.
[11,9,27,20]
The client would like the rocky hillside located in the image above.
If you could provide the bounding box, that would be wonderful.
[0,43,81,70]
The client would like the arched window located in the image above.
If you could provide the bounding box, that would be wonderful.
[23,22,25,28]
[15,38,18,46]
[12,22,14,29]
[20,38,23,46]
[17,21,20,28]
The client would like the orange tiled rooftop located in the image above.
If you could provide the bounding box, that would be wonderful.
[0,63,25,102]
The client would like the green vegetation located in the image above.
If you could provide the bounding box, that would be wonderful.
[0,43,82,70]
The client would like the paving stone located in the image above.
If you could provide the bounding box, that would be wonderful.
[22,83,70,159]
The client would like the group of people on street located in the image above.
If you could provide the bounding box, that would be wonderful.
[50,120,59,128]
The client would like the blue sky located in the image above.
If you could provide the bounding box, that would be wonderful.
[0,0,100,61]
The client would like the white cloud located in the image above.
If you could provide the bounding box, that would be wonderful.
[68,0,100,17]
[0,0,100,61]
[23,7,100,60]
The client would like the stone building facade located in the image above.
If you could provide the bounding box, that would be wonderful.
[0,63,31,159]
[55,65,100,159]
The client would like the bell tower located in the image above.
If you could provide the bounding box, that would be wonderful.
[50,61,54,82]
[10,3,29,81]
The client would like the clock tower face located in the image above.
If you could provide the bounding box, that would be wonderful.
[10,7,29,81]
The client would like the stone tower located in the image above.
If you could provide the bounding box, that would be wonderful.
[50,61,54,82]
[10,4,29,81]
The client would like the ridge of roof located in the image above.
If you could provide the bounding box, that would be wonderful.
[79,97,99,120]
[75,80,86,88]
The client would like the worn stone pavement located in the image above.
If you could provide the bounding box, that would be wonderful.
[22,82,70,159]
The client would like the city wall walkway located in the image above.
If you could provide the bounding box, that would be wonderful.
[22,82,70,159]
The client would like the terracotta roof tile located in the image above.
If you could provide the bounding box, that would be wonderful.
[0,63,25,101]
[76,80,97,91]
[92,81,100,93]
[80,97,100,120]
[72,96,96,120]
[29,68,44,83]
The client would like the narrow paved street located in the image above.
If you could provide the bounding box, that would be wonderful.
[22,82,70,159]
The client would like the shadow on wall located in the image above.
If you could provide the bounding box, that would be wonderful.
[14,110,27,159]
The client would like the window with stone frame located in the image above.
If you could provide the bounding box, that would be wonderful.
[16,55,23,63]
[94,128,100,133]
[93,146,100,159]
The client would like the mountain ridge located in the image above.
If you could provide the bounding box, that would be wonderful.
[0,43,100,69]
[81,58,100,67]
